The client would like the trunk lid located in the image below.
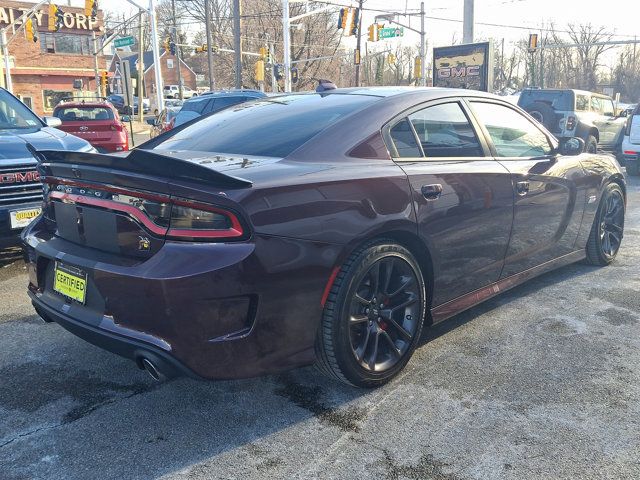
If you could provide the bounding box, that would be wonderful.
[33,148,253,259]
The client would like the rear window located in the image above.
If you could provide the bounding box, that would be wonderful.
[54,107,114,121]
[181,98,212,114]
[518,90,574,111]
[152,94,377,157]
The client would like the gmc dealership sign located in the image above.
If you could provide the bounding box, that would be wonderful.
[433,42,493,92]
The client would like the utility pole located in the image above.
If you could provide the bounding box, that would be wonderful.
[354,0,364,86]
[463,0,474,44]
[171,0,184,99]
[148,0,164,112]
[282,0,291,92]
[138,10,145,123]
[92,31,100,97]
[1,30,11,92]
[233,0,242,89]
[420,1,425,85]
[205,0,215,90]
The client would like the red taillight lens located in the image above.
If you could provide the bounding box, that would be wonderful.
[167,198,244,239]
[110,123,124,132]
[163,117,175,133]
[43,178,244,241]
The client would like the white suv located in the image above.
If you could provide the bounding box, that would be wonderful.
[163,85,197,99]
[622,105,640,176]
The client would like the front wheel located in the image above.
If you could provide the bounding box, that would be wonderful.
[586,183,625,266]
[315,242,427,388]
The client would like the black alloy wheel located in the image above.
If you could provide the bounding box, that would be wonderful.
[586,183,625,265]
[315,242,426,388]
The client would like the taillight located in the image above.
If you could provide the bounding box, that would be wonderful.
[43,178,245,241]
[164,117,175,132]
[167,198,244,239]
[565,116,576,131]
[110,123,124,132]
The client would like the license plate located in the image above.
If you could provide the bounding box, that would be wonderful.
[10,208,41,229]
[53,262,87,304]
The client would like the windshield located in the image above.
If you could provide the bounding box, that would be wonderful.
[0,89,42,130]
[54,106,115,122]
[151,93,377,157]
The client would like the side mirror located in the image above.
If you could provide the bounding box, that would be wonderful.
[559,137,585,156]
[121,115,131,122]
[42,116,62,128]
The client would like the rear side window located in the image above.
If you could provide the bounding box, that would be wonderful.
[407,102,483,158]
[390,119,421,157]
[575,94,589,111]
[152,94,376,157]
[54,107,114,121]
[181,98,212,114]
[207,96,246,114]
[471,102,552,158]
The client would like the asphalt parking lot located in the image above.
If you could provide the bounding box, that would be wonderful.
[1,175,640,480]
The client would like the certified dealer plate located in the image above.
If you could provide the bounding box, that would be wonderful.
[10,208,41,229]
[53,262,88,304]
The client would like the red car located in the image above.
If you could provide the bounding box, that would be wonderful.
[53,99,129,153]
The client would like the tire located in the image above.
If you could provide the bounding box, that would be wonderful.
[585,183,625,266]
[525,101,556,131]
[315,241,427,388]
[626,161,639,176]
[585,135,598,154]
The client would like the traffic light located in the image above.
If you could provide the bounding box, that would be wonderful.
[48,4,57,31]
[85,0,98,19]
[195,45,204,53]
[25,18,37,43]
[163,37,170,54]
[528,33,538,52]
[54,6,64,31]
[274,64,283,81]
[350,8,360,36]
[169,41,176,55]
[338,8,347,29]
[354,48,360,65]
[368,24,380,42]
[254,60,265,82]
[100,71,108,90]
[259,47,267,59]
[291,67,298,84]
[388,53,396,65]
[414,56,422,79]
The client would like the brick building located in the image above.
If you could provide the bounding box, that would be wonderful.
[109,50,196,98]
[0,0,107,115]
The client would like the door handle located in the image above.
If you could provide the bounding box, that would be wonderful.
[421,183,443,200]
[516,181,529,196]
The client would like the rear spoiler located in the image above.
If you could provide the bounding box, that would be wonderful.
[28,147,253,189]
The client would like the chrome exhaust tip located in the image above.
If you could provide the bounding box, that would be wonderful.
[141,357,165,382]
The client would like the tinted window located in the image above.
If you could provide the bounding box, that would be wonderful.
[0,89,42,129]
[390,119,421,157]
[408,102,483,157]
[207,96,246,114]
[471,102,552,158]
[182,98,212,114]
[576,94,589,111]
[152,94,376,157]
[54,107,114,121]
[518,90,573,111]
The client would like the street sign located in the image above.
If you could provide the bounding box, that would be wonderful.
[114,36,135,48]
[379,27,404,39]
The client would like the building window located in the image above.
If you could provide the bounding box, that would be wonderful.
[40,33,96,55]
[43,90,73,111]
[18,96,33,110]
[167,59,174,69]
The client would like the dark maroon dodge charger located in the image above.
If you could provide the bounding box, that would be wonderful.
[23,88,626,387]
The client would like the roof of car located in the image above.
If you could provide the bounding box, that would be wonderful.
[197,89,266,98]
[284,86,500,100]
[54,101,114,108]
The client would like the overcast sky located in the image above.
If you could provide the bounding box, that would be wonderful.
[100,0,637,64]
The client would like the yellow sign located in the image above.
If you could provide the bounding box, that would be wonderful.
[53,263,87,304]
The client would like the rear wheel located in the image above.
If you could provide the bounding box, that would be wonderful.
[585,135,598,154]
[586,183,625,266]
[315,242,427,388]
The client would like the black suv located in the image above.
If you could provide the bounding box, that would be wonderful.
[518,89,627,156]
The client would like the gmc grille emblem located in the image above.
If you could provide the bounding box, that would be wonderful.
[0,171,40,184]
